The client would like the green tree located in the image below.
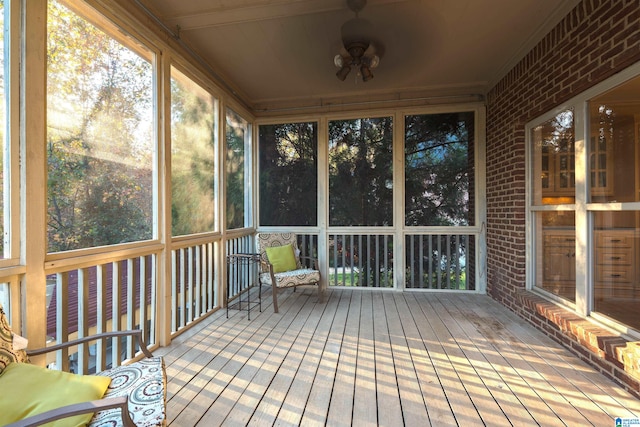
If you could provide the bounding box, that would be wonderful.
[329,117,394,226]
[404,112,474,226]
[226,110,246,230]
[259,123,317,226]
[170,73,216,236]
[47,0,153,252]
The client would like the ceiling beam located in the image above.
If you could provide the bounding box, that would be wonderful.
[164,0,413,31]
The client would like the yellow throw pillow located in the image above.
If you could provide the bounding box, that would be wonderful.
[0,362,111,427]
[265,244,298,273]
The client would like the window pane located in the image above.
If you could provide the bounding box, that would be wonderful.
[535,211,576,302]
[0,0,6,259]
[404,112,474,226]
[226,109,249,230]
[589,76,640,203]
[531,110,575,205]
[592,211,640,331]
[47,1,154,252]
[170,67,217,236]
[259,123,317,226]
[329,117,393,226]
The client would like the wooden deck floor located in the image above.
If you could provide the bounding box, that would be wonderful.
[156,287,640,426]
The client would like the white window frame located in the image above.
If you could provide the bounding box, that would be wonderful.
[526,60,640,338]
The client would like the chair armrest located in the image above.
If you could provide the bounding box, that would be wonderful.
[298,255,319,270]
[260,260,274,273]
[4,396,135,427]
[26,330,153,358]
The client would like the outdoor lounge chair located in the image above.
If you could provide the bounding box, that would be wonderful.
[0,304,166,427]
[256,232,322,313]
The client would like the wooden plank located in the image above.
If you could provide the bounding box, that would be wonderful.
[246,289,330,426]
[422,293,511,426]
[165,287,302,423]
[460,294,640,421]
[299,290,353,426]
[392,292,454,426]
[372,291,403,426]
[351,291,379,426]
[403,292,485,425]
[435,293,563,426]
[325,291,362,426]
[159,290,640,426]
[273,288,343,425]
[217,292,321,425]
[381,292,430,426]
[203,288,325,425]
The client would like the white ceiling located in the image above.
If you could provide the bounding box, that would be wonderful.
[138,0,581,114]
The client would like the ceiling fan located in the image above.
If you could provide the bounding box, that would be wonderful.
[334,0,381,82]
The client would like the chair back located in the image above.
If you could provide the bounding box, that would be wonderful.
[0,304,29,373]
[255,233,302,270]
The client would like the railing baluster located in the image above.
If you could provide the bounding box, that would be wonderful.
[77,268,89,374]
[96,264,107,372]
[139,256,148,345]
[149,255,157,346]
[179,248,186,329]
[126,258,135,359]
[445,236,451,289]
[427,236,437,289]
[349,234,355,286]
[171,252,177,333]
[112,261,122,366]
[195,246,201,318]
[56,273,69,371]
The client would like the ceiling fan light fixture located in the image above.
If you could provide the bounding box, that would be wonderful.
[336,64,352,81]
[333,0,380,83]
[360,64,373,81]
[364,54,380,69]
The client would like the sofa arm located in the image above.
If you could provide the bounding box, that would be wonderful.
[26,330,153,359]
[4,396,135,427]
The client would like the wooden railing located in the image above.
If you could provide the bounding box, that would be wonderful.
[328,233,394,288]
[171,240,217,333]
[225,233,256,302]
[405,233,473,290]
[44,251,159,374]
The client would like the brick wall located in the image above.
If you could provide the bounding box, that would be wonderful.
[486,0,640,396]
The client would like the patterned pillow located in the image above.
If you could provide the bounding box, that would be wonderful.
[0,305,29,374]
[92,357,166,427]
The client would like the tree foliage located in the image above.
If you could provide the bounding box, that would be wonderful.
[170,72,216,236]
[47,0,153,252]
[226,110,246,230]
[259,123,317,226]
[329,117,393,226]
[404,112,474,226]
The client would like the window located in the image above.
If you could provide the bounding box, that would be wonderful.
[329,116,393,226]
[531,110,576,302]
[47,0,155,252]
[259,122,317,226]
[404,112,475,226]
[170,66,218,236]
[588,77,640,331]
[528,70,640,332]
[0,0,11,259]
[226,109,250,230]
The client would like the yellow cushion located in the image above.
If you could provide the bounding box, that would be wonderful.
[0,362,111,427]
[265,244,297,273]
